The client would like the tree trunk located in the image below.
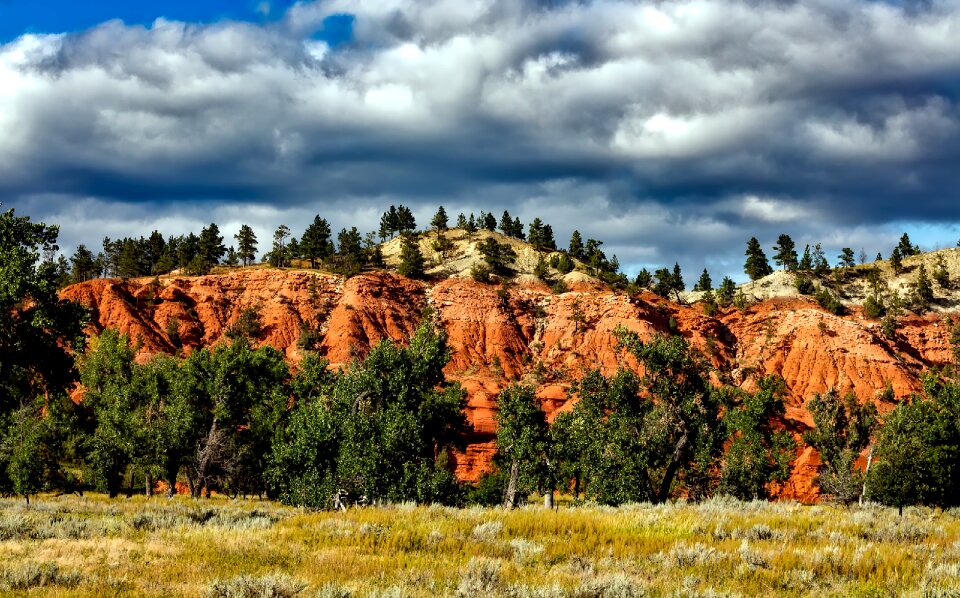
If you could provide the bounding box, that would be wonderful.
[166,463,179,498]
[503,460,520,509]
[543,489,554,510]
[657,431,689,504]
[186,469,197,499]
[127,468,136,498]
[859,446,873,505]
[145,474,153,498]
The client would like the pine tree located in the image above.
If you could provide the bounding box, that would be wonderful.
[915,263,934,308]
[513,217,524,240]
[772,234,798,271]
[482,212,497,231]
[838,247,855,269]
[456,213,467,229]
[542,224,556,251]
[70,244,98,283]
[431,206,448,236]
[379,205,399,241]
[671,263,685,298]
[527,218,545,249]
[301,215,333,268]
[198,223,226,271]
[569,230,584,259]
[799,244,813,271]
[397,205,416,234]
[634,268,652,289]
[234,225,258,266]
[744,237,773,281]
[694,268,712,292]
[717,276,736,306]
[812,243,830,276]
[890,246,903,275]
[897,233,919,257]
[499,210,513,235]
[397,234,425,279]
[270,225,290,268]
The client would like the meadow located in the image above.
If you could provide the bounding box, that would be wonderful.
[0,494,959,597]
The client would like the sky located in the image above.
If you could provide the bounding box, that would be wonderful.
[2,0,960,282]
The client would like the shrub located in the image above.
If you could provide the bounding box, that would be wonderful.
[551,279,569,294]
[0,562,83,591]
[815,287,845,315]
[793,275,815,295]
[206,573,307,598]
[863,294,885,319]
[456,558,502,596]
[467,470,506,506]
[470,263,492,283]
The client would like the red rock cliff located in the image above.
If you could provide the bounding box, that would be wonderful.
[61,269,955,502]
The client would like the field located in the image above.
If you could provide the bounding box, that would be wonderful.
[1,495,959,597]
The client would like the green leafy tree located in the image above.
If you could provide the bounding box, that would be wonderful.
[718,376,796,500]
[868,376,960,512]
[772,234,798,271]
[398,234,426,279]
[77,329,140,497]
[0,209,87,501]
[617,331,724,502]
[495,384,549,509]
[744,237,773,281]
[553,368,645,505]
[270,321,467,507]
[804,390,878,504]
[176,338,290,498]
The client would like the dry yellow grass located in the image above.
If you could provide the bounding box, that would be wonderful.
[1,494,959,596]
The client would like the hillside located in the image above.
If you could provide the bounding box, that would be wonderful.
[60,234,960,502]
[688,247,960,310]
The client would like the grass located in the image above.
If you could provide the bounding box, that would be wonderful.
[1,495,959,596]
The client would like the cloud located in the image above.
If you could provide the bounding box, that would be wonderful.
[2,0,960,281]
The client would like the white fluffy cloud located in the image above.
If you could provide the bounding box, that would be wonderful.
[3,0,960,279]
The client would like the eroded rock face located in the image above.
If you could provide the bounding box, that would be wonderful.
[62,269,957,499]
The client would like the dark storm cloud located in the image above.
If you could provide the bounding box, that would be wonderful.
[2,0,960,279]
